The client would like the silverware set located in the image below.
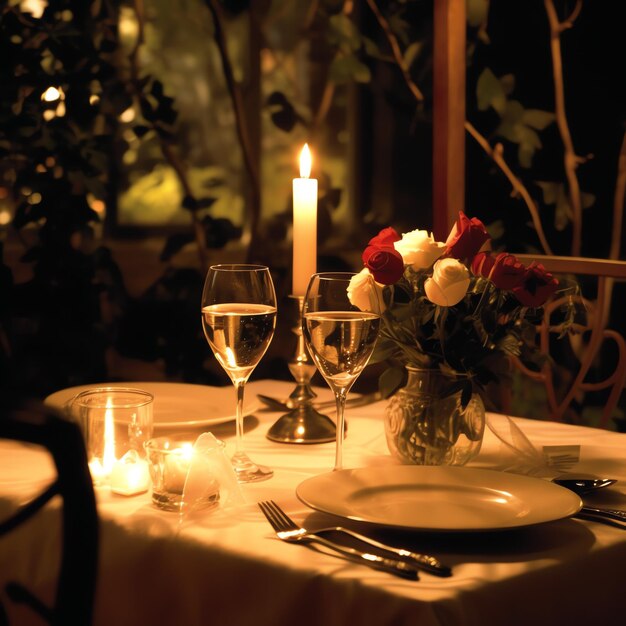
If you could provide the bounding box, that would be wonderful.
[259,476,626,579]
[258,500,452,580]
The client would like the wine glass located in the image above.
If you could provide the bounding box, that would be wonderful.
[302,272,381,470]
[201,264,277,483]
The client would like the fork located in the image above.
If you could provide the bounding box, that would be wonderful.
[258,501,419,580]
[259,500,452,577]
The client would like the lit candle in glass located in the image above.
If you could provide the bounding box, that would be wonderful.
[88,402,116,484]
[292,143,318,296]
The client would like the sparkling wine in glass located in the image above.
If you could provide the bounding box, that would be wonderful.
[302,272,381,470]
[201,264,277,482]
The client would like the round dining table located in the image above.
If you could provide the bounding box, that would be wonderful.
[1,378,626,626]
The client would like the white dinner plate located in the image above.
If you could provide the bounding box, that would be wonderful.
[296,466,583,532]
[45,381,258,429]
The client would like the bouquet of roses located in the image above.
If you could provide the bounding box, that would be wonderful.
[348,212,566,404]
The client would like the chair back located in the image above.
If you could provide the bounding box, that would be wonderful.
[0,397,98,626]
[503,255,626,428]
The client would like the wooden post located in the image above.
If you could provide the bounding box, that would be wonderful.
[433,0,466,239]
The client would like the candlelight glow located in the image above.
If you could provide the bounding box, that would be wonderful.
[299,143,312,179]
[173,442,194,460]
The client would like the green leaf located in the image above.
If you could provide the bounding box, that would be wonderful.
[522,109,555,130]
[329,55,371,84]
[495,119,517,143]
[502,100,525,123]
[486,219,505,240]
[517,141,533,169]
[536,181,560,205]
[388,15,411,46]
[362,36,382,59]
[476,68,505,113]
[266,91,299,132]
[516,125,541,168]
[403,41,423,68]
[467,0,490,27]
[581,192,595,210]
[499,74,515,96]
[554,186,573,231]
[160,232,194,262]
[328,14,361,52]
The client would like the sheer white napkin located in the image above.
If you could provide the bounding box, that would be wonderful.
[486,414,580,477]
[180,432,244,520]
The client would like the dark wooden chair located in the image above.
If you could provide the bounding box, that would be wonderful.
[503,255,626,428]
[0,397,98,626]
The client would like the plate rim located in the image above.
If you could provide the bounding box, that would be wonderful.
[296,465,583,532]
[44,381,258,429]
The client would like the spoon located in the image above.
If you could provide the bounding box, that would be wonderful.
[553,477,626,528]
[552,477,617,495]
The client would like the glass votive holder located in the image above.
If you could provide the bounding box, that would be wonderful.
[69,387,154,491]
[144,434,221,513]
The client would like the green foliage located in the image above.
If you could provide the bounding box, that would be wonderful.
[536,181,596,231]
[0,1,232,394]
[477,68,556,168]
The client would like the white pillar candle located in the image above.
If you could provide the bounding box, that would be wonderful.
[292,144,318,296]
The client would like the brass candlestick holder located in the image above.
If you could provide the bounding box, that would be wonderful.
[266,295,336,444]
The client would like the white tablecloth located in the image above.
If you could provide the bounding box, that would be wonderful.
[2,379,626,626]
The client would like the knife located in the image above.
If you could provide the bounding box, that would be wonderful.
[314,526,452,577]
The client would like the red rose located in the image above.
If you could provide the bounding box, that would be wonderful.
[362,245,404,285]
[471,251,493,277]
[445,212,490,262]
[513,262,559,307]
[368,227,401,248]
[472,252,526,290]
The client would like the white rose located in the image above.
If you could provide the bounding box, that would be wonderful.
[347,268,385,312]
[424,258,470,306]
[393,229,446,270]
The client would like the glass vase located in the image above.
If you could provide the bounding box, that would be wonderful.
[384,367,485,466]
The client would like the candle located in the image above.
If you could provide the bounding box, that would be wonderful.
[110,450,151,496]
[163,442,195,495]
[292,143,318,296]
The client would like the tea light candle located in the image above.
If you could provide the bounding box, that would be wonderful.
[292,143,318,296]
[163,442,195,495]
[110,450,151,496]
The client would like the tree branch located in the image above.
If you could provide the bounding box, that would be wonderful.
[365,0,424,102]
[611,133,626,262]
[560,0,583,32]
[129,0,208,270]
[544,0,585,256]
[204,0,261,263]
[601,132,626,329]
[465,122,553,255]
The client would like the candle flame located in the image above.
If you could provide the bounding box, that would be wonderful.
[299,143,312,179]
[102,401,116,473]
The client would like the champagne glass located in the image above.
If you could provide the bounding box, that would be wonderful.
[302,272,381,470]
[201,264,277,482]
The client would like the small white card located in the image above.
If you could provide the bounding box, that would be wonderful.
[543,445,580,470]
